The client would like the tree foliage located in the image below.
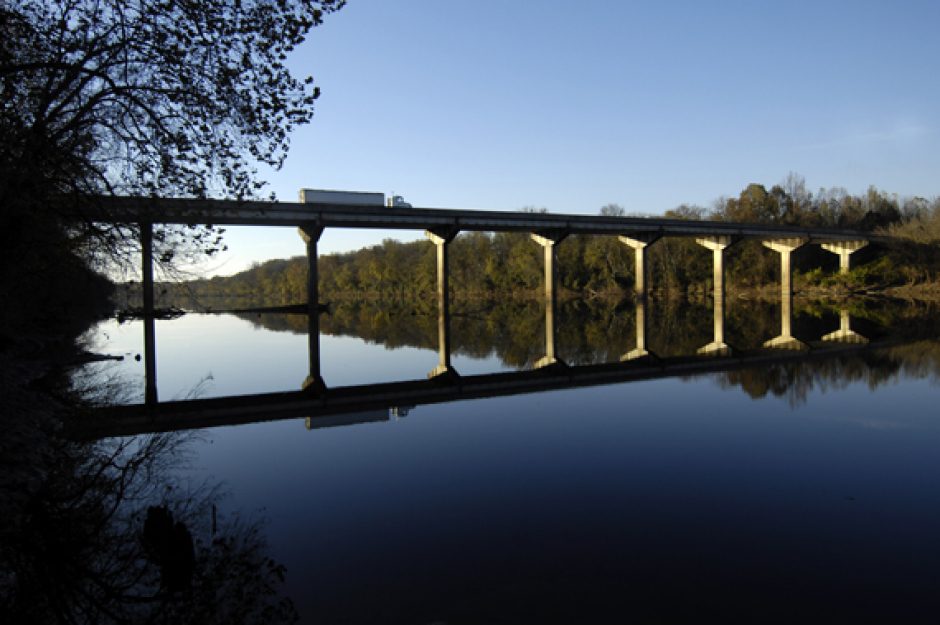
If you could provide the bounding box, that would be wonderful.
[1,0,344,271]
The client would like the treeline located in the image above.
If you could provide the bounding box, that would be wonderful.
[155,177,940,307]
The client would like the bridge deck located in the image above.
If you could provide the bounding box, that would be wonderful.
[87,196,887,242]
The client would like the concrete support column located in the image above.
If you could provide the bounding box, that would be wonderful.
[140,221,158,405]
[821,240,868,274]
[531,232,568,369]
[299,224,325,392]
[619,234,660,298]
[762,238,808,350]
[426,229,460,379]
[696,236,733,356]
[531,233,567,302]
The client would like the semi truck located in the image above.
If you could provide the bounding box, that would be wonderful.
[298,189,412,208]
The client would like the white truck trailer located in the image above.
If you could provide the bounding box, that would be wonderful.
[298,188,386,206]
[298,188,413,208]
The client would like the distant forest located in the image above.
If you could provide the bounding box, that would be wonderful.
[149,177,940,307]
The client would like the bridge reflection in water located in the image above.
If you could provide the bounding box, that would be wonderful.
[77,294,880,441]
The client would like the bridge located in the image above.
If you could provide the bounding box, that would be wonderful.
[84,194,889,403]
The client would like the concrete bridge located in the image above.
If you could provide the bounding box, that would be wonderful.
[86,193,887,402]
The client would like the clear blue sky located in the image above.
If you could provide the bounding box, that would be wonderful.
[204,0,940,276]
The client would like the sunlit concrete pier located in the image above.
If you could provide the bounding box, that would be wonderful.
[762,238,809,351]
[530,232,568,369]
[822,240,869,274]
[696,236,734,356]
[426,228,459,379]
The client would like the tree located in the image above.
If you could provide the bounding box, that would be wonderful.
[1,0,345,272]
[719,183,780,223]
[780,171,816,225]
[599,203,626,217]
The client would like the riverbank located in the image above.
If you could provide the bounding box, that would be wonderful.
[725,280,940,302]
[132,275,940,315]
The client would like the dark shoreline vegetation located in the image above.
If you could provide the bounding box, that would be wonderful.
[1,1,347,622]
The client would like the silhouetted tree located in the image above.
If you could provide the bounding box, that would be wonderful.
[1,0,344,274]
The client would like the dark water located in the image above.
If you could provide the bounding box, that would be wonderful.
[78,299,940,623]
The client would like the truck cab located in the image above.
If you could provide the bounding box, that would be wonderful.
[388,195,412,208]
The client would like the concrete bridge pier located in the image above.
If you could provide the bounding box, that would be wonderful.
[696,236,733,356]
[140,221,158,405]
[821,240,868,274]
[763,238,808,350]
[822,309,868,344]
[299,224,326,392]
[618,234,660,298]
[427,229,460,379]
[531,233,568,369]
[617,234,660,361]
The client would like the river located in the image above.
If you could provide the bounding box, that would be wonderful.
[76,299,940,623]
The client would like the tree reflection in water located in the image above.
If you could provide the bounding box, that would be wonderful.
[718,340,940,406]
[239,298,940,397]
[3,424,297,624]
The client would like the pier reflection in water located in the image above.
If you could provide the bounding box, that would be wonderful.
[77,297,940,623]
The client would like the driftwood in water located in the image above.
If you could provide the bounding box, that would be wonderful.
[70,351,125,365]
[116,307,185,322]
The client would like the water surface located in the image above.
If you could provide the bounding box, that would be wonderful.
[78,300,940,623]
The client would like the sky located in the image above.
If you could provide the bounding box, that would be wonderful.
[201,0,940,276]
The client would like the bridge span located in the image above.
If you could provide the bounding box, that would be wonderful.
[93,193,886,241]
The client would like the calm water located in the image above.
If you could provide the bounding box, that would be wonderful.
[78,301,940,623]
